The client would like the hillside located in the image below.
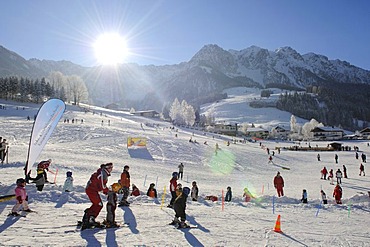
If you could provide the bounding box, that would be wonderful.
[0,99,369,246]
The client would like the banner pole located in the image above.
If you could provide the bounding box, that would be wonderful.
[160,186,167,209]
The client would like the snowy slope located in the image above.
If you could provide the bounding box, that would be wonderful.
[0,99,369,247]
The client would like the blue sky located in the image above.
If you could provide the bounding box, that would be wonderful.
[1,0,370,69]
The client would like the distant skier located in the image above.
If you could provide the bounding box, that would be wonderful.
[130,184,141,196]
[190,181,199,202]
[146,183,157,198]
[167,172,178,208]
[37,159,52,182]
[273,172,284,197]
[27,168,46,191]
[63,171,74,192]
[335,169,343,184]
[301,189,308,203]
[355,152,359,160]
[81,163,113,230]
[321,190,328,204]
[333,184,342,204]
[359,163,365,176]
[328,169,334,185]
[317,154,321,161]
[361,153,366,163]
[334,154,338,164]
[321,166,328,180]
[178,162,184,180]
[268,155,273,164]
[225,186,232,202]
[243,187,254,202]
[342,165,348,178]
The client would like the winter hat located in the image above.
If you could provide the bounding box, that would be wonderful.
[172,172,178,178]
[150,183,155,187]
[66,171,72,177]
[124,165,129,170]
[101,163,113,169]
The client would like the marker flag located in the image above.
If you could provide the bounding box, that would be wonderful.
[25,99,65,176]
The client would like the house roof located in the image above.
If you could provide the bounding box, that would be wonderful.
[311,126,344,132]
[247,127,268,132]
[360,127,370,133]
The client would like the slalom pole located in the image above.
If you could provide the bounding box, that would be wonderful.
[6,146,9,164]
[143,175,147,187]
[261,185,264,195]
[53,168,58,184]
[272,195,275,214]
[315,200,322,217]
[160,186,167,209]
[221,189,224,211]
[348,202,352,218]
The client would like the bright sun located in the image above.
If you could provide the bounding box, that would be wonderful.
[93,33,128,66]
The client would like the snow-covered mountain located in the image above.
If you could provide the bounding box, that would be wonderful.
[1,44,370,110]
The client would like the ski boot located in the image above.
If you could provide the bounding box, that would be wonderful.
[119,200,130,207]
[169,217,180,226]
[178,221,189,229]
[8,212,21,216]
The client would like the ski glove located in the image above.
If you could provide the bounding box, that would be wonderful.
[103,188,109,195]
[17,196,22,204]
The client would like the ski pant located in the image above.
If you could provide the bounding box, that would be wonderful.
[12,200,30,213]
[106,203,116,224]
[169,191,177,206]
[336,177,342,184]
[178,171,183,180]
[174,209,186,222]
[36,184,44,191]
[85,189,103,218]
[276,187,284,197]
[120,186,129,203]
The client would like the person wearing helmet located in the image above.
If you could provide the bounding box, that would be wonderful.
[167,172,178,208]
[131,184,141,196]
[81,163,113,230]
[119,165,131,207]
[191,181,199,201]
[104,183,121,228]
[146,183,157,198]
[225,186,232,202]
[37,159,52,183]
[9,178,33,216]
[63,171,74,192]
[169,186,189,228]
[27,167,46,191]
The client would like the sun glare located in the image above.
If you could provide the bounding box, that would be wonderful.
[93,33,128,66]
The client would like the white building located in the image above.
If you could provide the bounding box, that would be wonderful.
[310,126,344,141]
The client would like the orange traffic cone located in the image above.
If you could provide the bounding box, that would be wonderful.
[273,214,282,233]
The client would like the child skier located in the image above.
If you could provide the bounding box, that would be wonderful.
[333,184,343,204]
[146,183,157,198]
[9,178,33,216]
[37,159,52,182]
[243,187,254,202]
[169,186,189,228]
[167,172,178,208]
[63,171,74,192]
[321,190,328,204]
[27,168,46,191]
[119,165,130,206]
[103,182,122,228]
[225,186,232,202]
[359,163,365,176]
[191,181,199,201]
[321,166,328,180]
[131,184,140,196]
[301,189,308,203]
[328,169,334,185]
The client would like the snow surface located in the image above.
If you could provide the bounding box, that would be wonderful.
[0,97,369,247]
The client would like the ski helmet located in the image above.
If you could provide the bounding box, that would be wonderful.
[66,171,72,177]
[124,165,129,170]
[183,187,191,196]
[111,183,122,193]
[150,183,155,187]
[16,178,26,185]
[172,172,178,178]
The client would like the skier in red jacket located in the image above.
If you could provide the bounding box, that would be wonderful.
[333,184,342,204]
[81,163,113,229]
[273,171,284,197]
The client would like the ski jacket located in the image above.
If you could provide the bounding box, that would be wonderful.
[360,164,364,171]
[146,188,157,198]
[131,187,140,196]
[321,168,328,175]
[328,170,334,178]
[333,185,342,199]
[173,193,187,213]
[169,178,177,192]
[225,190,232,202]
[120,170,130,188]
[86,168,109,194]
[63,177,74,192]
[107,191,117,207]
[15,185,27,200]
[335,170,342,178]
[191,186,199,201]
[273,175,284,188]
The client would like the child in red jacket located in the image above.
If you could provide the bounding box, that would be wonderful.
[9,178,33,216]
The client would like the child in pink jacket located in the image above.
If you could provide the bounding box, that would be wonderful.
[9,178,33,216]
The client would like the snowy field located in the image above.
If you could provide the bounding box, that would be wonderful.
[0,96,369,247]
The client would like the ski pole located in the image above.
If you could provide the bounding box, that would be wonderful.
[272,196,275,214]
[143,175,147,187]
[221,189,224,211]
[155,176,158,188]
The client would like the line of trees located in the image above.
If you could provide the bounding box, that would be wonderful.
[0,71,88,105]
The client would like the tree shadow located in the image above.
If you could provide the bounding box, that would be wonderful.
[128,148,154,160]
[121,206,139,234]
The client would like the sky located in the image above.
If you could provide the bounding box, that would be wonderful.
[1,0,370,70]
[0,91,370,246]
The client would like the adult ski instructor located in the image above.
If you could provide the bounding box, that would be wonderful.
[81,163,113,230]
